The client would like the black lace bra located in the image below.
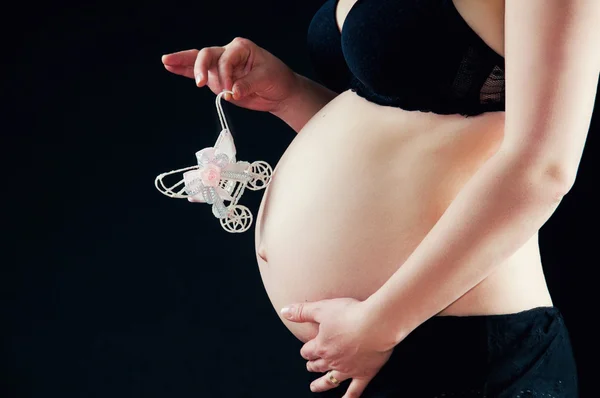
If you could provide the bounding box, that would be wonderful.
[306,0,506,116]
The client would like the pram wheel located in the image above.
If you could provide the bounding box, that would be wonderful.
[246,161,273,191]
[220,205,253,233]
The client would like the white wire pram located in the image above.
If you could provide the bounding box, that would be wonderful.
[154,90,273,233]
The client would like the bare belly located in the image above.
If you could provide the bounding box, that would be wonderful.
[254,90,553,343]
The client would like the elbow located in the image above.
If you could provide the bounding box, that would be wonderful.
[522,160,576,202]
[542,162,576,197]
[502,149,576,202]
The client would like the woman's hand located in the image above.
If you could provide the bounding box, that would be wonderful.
[281,297,402,397]
[161,37,300,113]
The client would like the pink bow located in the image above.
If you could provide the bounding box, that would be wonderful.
[183,147,251,219]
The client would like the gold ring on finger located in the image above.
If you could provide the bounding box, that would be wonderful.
[326,371,340,385]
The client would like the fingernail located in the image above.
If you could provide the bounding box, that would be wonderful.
[310,384,316,392]
[281,306,293,318]
[195,73,202,85]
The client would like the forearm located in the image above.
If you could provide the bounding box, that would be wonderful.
[270,73,338,133]
[364,148,570,344]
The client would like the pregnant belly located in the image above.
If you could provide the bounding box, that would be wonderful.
[254,90,549,343]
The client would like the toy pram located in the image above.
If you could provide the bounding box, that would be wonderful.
[154,90,273,233]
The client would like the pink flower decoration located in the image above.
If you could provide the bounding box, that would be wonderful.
[200,163,222,187]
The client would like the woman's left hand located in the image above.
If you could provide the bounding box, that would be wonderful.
[280,297,401,397]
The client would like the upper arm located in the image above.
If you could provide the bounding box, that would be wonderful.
[502,0,600,188]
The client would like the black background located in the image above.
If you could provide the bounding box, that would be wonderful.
[3,1,598,397]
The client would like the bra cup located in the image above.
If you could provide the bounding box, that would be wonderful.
[306,0,506,116]
[340,0,464,100]
[306,0,352,93]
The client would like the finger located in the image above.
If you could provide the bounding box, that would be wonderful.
[306,358,329,373]
[281,301,323,323]
[194,46,226,87]
[342,378,370,398]
[161,50,199,67]
[218,44,249,93]
[310,370,348,393]
[300,339,320,360]
[163,64,195,79]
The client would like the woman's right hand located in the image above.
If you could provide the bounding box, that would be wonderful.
[161,37,300,113]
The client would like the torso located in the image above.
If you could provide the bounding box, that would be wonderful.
[255,0,553,344]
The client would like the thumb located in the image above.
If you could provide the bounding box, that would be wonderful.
[280,302,322,323]
[342,378,370,398]
[231,70,265,100]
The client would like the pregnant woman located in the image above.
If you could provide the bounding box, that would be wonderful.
[162,0,599,396]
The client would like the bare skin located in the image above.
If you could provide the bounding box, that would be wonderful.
[255,91,553,343]
[162,0,553,345]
